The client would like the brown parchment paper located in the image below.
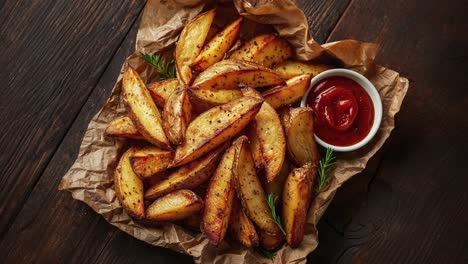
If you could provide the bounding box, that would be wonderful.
[59,0,409,263]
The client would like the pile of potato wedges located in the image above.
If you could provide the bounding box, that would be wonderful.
[106,9,332,250]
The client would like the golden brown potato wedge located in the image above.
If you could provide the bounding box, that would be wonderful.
[202,145,237,246]
[191,59,285,90]
[282,163,317,247]
[262,74,312,109]
[114,148,145,219]
[231,136,280,235]
[264,158,293,200]
[147,79,179,108]
[187,88,242,113]
[259,230,284,251]
[230,34,293,68]
[175,9,215,85]
[282,107,320,166]
[163,88,192,145]
[174,96,263,166]
[123,67,171,149]
[191,17,243,71]
[145,146,224,200]
[146,189,204,221]
[130,147,174,179]
[229,197,259,248]
[273,61,332,79]
[105,116,144,140]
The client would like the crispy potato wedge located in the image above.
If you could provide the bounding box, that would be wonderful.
[174,96,263,166]
[145,146,224,200]
[282,107,320,166]
[130,147,174,179]
[259,230,284,251]
[123,67,171,149]
[114,148,145,219]
[229,197,259,248]
[274,61,332,79]
[262,74,312,109]
[146,189,204,221]
[163,88,192,145]
[105,116,144,140]
[147,79,179,108]
[188,88,242,113]
[191,18,242,71]
[265,158,293,200]
[191,59,285,90]
[232,136,280,235]
[230,34,293,68]
[202,145,237,245]
[282,163,317,247]
[175,9,215,85]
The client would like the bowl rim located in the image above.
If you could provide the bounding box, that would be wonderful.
[300,68,383,152]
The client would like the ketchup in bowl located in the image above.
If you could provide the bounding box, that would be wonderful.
[307,76,374,147]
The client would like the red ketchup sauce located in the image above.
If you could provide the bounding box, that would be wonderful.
[306,76,374,147]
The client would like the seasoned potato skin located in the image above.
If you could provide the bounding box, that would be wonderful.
[202,145,237,245]
[144,146,224,200]
[262,74,312,109]
[147,79,179,108]
[114,148,145,219]
[282,107,320,166]
[130,147,174,179]
[274,61,331,79]
[174,96,263,166]
[105,116,144,140]
[282,163,318,247]
[175,9,215,85]
[123,67,171,149]
[146,189,204,221]
[163,88,192,145]
[229,197,259,247]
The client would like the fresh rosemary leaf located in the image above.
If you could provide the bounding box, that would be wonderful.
[316,147,336,192]
[266,193,286,235]
[140,52,176,80]
[256,247,276,260]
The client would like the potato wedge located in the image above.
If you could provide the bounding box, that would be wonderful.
[230,34,293,68]
[187,88,242,113]
[191,59,285,90]
[229,197,259,248]
[282,107,320,166]
[262,74,312,109]
[175,9,215,85]
[114,148,145,219]
[191,17,242,71]
[246,124,263,170]
[232,136,280,235]
[146,189,204,221]
[129,147,174,179]
[259,230,284,251]
[105,116,144,140]
[202,145,237,245]
[145,146,224,200]
[265,158,293,200]
[147,79,179,108]
[274,61,332,79]
[174,96,263,166]
[123,67,170,149]
[163,88,192,145]
[282,163,317,247]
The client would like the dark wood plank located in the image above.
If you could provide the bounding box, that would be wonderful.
[0,0,145,239]
[310,0,468,263]
[0,1,351,263]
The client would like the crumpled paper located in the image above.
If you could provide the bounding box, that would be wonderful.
[59,0,409,263]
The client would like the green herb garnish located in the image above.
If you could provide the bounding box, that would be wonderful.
[140,52,176,80]
[316,147,336,192]
[266,193,286,235]
[256,247,277,260]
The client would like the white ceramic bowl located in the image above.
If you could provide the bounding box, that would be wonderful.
[300,69,382,152]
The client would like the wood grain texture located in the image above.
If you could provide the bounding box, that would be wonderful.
[0,0,145,239]
[310,0,468,263]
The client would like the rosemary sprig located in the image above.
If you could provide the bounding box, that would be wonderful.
[256,247,276,260]
[140,52,176,80]
[316,147,336,192]
[266,193,286,235]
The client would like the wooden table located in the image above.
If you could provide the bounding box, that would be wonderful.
[1,0,467,263]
